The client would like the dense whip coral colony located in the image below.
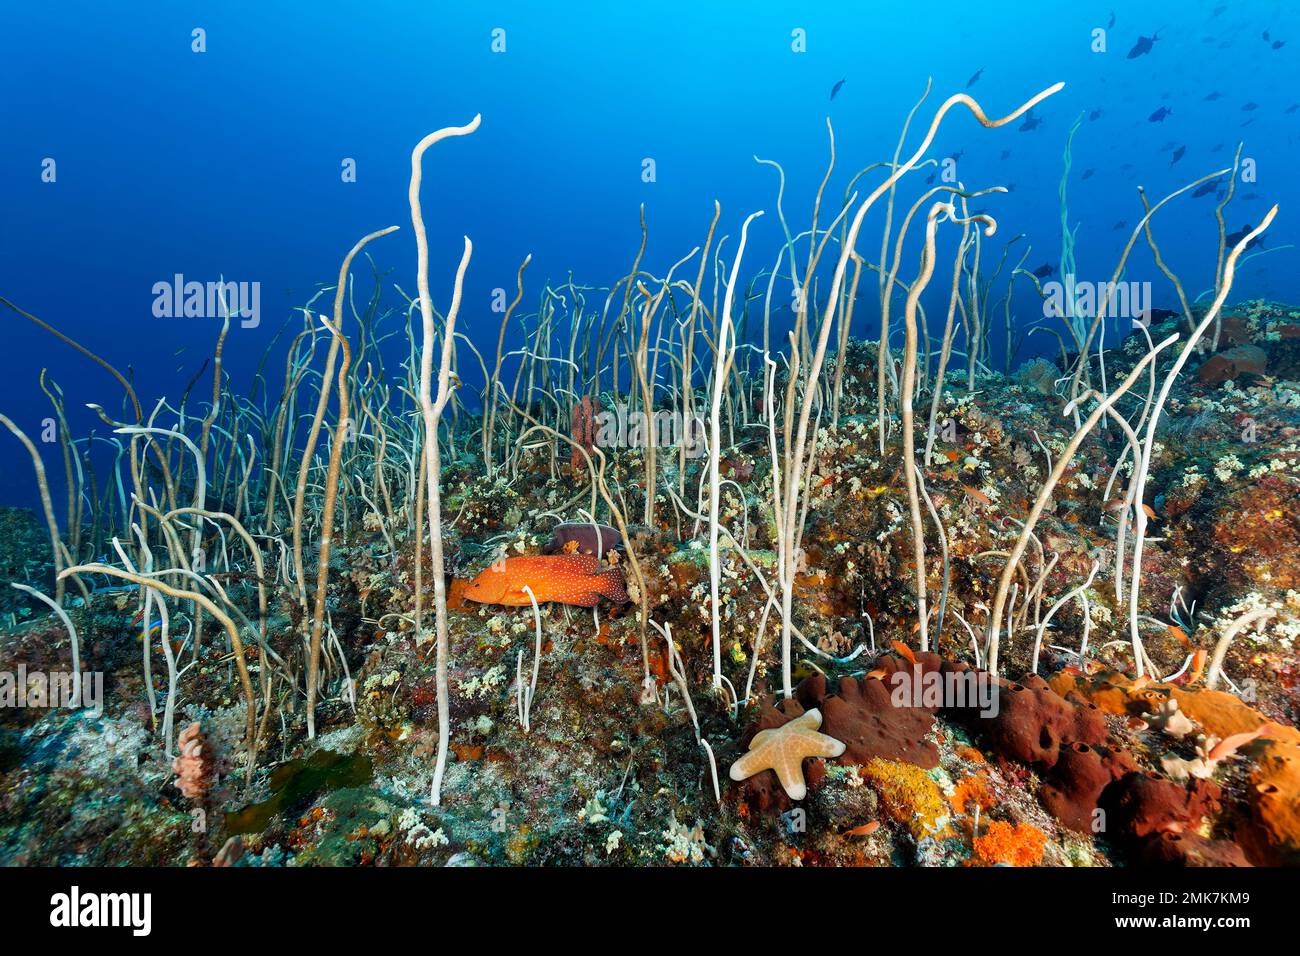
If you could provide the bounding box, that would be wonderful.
[1,79,1298,869]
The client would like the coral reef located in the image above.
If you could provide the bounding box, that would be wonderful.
[0,82,1297,871]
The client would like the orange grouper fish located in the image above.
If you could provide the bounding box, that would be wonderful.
[462,554,630,608]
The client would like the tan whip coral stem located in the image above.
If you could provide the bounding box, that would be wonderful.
[408,114,481,807]
[0,413,66,605]
[1124,207,1278,676]
[711,210,763,690]
[984,335,1179,675]
[305,225,400,740]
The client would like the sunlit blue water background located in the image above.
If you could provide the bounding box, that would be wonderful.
[1,0,1297,509]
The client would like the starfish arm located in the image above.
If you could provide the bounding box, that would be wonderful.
[790,710,823,732]
[810,732,848,759]
[729,749,765,782]
[772,750,809,801]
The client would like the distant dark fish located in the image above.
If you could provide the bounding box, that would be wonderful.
[1263,31,1270,41]
[1211,4,1225,15]
[1226,224,1267,252]
[1204,91,1222,101]
[1241,102,1258,111]
[1148,106,1171,122]
[1286,103,1299,114]
[925,170,936,184]
[1108,11,1115,29]
[1191,180,1218,198]
[1081,167,1095,180]
[1210,142,1225,152]
[950,149,965,161]
[1031,263,1054,278]
[966,67,984,88]
[1088,109,1103,121]
[1112,220,1128,230]
[1273,40,1286,50]
[1127,33,1159,59]
[1170,145,1186,165]
[1019,111,1042,131]
[830,78,845,100]
[1000,149,1012,160]
[1240,191,1260,200]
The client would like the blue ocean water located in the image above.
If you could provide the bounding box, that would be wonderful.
[1,0,1296,508]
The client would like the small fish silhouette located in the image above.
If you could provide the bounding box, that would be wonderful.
[1204,91,1222,101]
[966,67,984,88]
[1031,263,1054,278]
[830,78,845,101]
[1018,111,1042,131]
[1242,102,1258,111]
[1148,106,1171,122]
[1127,32,1159,59]
[1170,145,1186,165]
[1225,224,1266,252]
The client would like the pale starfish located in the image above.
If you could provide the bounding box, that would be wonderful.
[728,708,846,800]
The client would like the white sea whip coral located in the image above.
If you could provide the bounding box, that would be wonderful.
[408,114,481,806]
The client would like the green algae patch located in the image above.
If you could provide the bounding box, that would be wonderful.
[226,749,372,836]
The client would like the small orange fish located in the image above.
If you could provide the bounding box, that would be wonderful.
[1063,660,1103,678]
[1141,503,1158,520]
[1207,726,1267,761]
[960,485,991,507]
[890,640,918,666]
[1185,648,1208,685]
[463,554,629,608]
[1167,625,1191,648]
[842,820,881,838]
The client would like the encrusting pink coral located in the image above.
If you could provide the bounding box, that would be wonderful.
[173,721,215,800]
